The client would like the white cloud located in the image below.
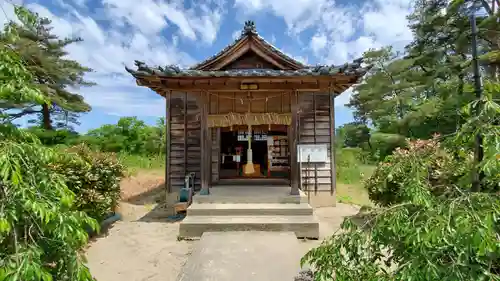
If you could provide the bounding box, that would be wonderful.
[231,30,240,40]
[335,87,354,108]
[1,0,225,121]
[234,0,325,34]
[234,0,413,105]
[310,33,327,54]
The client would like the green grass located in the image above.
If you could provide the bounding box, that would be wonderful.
[117,151,377,207]
[117,153,165,176]
[336,164,376,207]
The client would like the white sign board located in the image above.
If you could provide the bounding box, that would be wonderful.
[298,144,328,163]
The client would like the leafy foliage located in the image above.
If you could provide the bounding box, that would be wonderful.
[0,6,45,110]
[80,116,166,155]
[0,8,94,129]
[303,192,500,280]
[369,133,407,162]
[26,127,80,146]
[337,122,371,149]
[0,141,98,281]
[302,0,500,280]
[365,137,470,206]
[50,144,125,221]
[0,6,98,281]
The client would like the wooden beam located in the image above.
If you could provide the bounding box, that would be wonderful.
[329,88,336,198]
[313,93,318,195]
[183,92,188,181]
[200,92,210,194]
[147,80,348,93]
[165,90,172,193]
[289,91,300,196]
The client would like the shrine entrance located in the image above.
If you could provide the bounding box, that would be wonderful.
[219,125,289,179]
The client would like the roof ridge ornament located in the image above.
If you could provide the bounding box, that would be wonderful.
[242,20,257,36]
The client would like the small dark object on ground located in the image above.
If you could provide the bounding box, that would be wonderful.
[294,269,314,281]
[167,213,186,222]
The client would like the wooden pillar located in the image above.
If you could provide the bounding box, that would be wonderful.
[183,92,188,180]
[289,91,300,195]
[165,90,172,193]
[329,89,337,196]
[200,91,210,195]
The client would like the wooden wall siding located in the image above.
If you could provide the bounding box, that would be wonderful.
[168,91,202,191]
[221,51,279,70]
[209,92,291,114]
[298,93,333,193]
[211,128,220,183]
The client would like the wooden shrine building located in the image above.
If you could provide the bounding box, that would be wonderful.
[126,21,369,200]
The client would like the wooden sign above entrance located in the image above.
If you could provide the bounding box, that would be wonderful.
[207,112,291,128]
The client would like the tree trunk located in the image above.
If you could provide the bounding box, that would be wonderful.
[41,103,53,130]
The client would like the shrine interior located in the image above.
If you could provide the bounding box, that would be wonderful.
[219,125,289,179]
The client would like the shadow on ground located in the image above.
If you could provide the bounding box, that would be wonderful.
[125,182,166,205]
[118,180,185,223]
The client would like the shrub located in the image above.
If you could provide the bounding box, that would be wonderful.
[0,140,98,281]
[50,144,125,221]
[26,127,80,146]
[302,137,500,280]
[365,137,470,206]
[369,133,407,162]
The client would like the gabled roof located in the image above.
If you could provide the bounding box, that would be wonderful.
[190,21,307,71]
[124,20,372,95]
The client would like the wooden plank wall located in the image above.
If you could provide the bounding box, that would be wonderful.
[211,128,220,183]
[168,91,202,191]
[210,92,291,114]
[298,93,334,193]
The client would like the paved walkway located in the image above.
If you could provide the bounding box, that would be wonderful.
[176,231,304,281]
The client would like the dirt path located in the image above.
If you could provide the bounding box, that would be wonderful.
[85,171,360,281]
[86,220,193,281]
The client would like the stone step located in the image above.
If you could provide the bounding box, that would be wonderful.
[193,194,308,204]
[179,215,319,239]
[187,203,314,216]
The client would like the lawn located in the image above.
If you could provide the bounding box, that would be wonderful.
[335,165,375,207]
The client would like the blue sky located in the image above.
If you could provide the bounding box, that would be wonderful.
[1,0,413,132]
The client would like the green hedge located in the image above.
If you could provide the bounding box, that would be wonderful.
[50,144,125,221]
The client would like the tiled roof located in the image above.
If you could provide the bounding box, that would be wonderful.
[125,58,369,78]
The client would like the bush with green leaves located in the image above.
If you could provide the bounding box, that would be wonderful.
[0,139,99,281]
[302,137,500,280]
[26,127,80,146]
[1,6,99,280]
[50,144,125,221]
[369,133,407,162]
[365,137,471,206]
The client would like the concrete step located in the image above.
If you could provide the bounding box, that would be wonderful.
[187,203,314,216]
[193,194,308,204]
[179,215,319,239]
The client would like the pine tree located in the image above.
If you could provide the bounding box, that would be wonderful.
[1,13,94,129]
